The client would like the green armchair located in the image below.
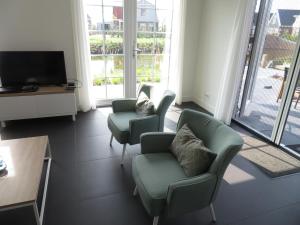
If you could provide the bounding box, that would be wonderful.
[107,84,176,165]
[132,109,244,225]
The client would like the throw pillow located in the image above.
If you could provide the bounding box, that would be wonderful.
[136,92,155,116]
[170,124,217,177]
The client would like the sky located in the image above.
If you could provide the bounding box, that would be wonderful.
[272,0,300,11]
[256,0,300,12]
[85,0,171,24]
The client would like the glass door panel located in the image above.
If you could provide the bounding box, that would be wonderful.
[135,0,173,96]
[86,0,174,104]
[234,0,300,138]
[86,0,125,102]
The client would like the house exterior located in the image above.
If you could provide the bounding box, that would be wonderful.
[268,9,300,35]
[136,0,158,31]
[87,0,158,32]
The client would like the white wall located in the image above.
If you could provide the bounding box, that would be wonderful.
[192,0,240,113]
[0,0,76,80]
[0,0,245,113]
[181,0,203,101]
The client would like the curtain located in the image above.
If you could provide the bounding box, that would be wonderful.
[214,0,256,124]
[168,0,187,105]
[71,0,95,112]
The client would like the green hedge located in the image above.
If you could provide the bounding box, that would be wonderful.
[93,76,160,86]
[89,35,165,54]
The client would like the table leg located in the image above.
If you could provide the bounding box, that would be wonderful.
[39,141,52,224]
[33,202,41,225]
[46,141,52,160]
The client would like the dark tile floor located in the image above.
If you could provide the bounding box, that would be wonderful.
[1,104,300,225]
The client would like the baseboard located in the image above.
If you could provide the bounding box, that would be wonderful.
[182,96,193,102]
[191,96,215,114]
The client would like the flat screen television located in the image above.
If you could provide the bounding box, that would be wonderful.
[0,51,67,87]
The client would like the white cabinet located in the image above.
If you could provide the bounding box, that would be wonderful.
[36,93,76,116]
[0,87,77,126]
[0,96,37,120]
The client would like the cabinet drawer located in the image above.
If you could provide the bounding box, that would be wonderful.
[0,96,37,120]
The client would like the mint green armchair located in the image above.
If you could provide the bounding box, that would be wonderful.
[107,84,175,165]
[132,109,244,225]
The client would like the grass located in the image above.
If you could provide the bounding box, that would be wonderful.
[91,55,163,86]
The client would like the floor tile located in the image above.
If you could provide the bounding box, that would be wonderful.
[1,103,300,225]
[77,157,134,200]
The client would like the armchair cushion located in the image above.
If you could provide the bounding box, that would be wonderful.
[112,99,137,113]
[141,132,176,154]
[107,112,142,144]
[132,153,187,216]
[170,124,217,177]
[166,173,217,216]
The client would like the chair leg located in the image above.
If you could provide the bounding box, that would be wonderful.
[210,203,217,222]
[133,185,138,196]
[153,216,159,225]
[109,134,113,147]
[121,144,126,166]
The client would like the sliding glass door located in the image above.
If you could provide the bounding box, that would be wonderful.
[234,0,300,155]
[281,71,300,153]
[85,0,174,104]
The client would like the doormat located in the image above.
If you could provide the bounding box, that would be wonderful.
[239,136,300,178]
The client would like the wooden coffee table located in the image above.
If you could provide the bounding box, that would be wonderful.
[0,136,52,225]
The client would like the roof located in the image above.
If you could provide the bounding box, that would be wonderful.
[278,9,300,26]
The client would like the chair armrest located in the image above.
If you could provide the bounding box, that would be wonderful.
[166,173,217,216]
[128,115,160,145]
[140,132,176,154]
[112,99,137,113]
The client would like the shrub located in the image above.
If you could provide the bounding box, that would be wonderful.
[89,35,165,54]
[93,77,106,86]
[154,75,160,82]
[110,77,124,85]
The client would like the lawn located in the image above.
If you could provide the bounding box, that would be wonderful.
[91,55,165,86]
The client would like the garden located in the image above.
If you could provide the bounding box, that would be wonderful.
[89,34,167,86]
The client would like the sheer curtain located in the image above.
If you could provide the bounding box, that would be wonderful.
[168,0,187,105]
[71,0,95,112]
[214,0,256,124]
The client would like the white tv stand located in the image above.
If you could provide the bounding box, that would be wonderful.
[0,86,77,127]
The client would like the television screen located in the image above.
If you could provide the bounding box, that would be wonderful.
[0,51,67,87]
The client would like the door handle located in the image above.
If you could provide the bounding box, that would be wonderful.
[133,48,142,57]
